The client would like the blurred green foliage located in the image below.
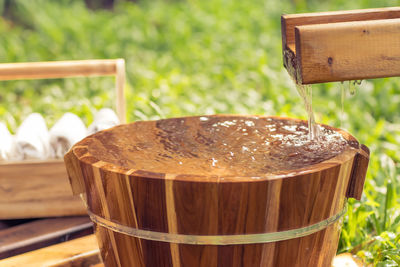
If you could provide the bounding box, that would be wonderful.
[0,0,399,264]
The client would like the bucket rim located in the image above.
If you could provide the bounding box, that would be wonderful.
[69,114,362,182]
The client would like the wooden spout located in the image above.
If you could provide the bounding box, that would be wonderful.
[346,144,370,200]
[281,7,400,84]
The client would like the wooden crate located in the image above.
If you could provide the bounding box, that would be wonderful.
[0,59,126,219]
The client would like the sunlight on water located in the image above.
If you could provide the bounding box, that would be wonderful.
[295,84,320,141]
[87,116,358,177]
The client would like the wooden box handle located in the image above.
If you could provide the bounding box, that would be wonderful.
[346,144,370,200]
[0,59,126,123]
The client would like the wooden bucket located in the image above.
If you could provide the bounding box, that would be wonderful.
[64,115,369,267]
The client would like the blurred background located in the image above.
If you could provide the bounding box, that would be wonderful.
[0,0,399,264]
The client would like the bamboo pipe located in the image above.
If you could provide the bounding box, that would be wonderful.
[281,7,400,84]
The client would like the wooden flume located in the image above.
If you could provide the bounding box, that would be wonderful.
[65,115,369,267]
[0,59,126,219]
[281,7,400,84]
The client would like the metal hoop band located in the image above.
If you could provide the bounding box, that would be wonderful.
[87,206,346,245]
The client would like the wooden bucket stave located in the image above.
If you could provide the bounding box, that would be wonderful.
[64,115,369,267]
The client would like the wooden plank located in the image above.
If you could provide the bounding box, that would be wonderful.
[0,59,117,81]
[281,7,400,49]
[296,18,400,84]
[0,160,86,219]
[0,219,36,230]
[0,217,92,259]
[0,235,100,267]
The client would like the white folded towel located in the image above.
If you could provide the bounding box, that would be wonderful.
[16,113,51,160]
[0,122,21,161]
[87,108,120,135]
[49,112,87,158]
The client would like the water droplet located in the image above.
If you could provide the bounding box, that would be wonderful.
[348,80,357,95]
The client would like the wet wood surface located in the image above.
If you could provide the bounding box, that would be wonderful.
[65,115,369,267]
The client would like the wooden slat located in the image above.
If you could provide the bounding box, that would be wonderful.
[0,216,92,259]
[0,160,86,219]
[0,219,35,230]
[0,235,100,267]
[281,7,400,49]
[347,145,370,200]
[296,18,400,84]
[0,59,118,81]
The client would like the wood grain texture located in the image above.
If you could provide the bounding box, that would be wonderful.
[0,235,100,267]
[281,7,400,84]
[282,7,400,49]
[0,216,92,259]
[90,253,365,267]
[0,59,126,219]
[0,59,117,80]
[346,144,370,200]
[64,115,369,267]
[0,233,361,267]
[297,18,400,84]
[0,160,86,219]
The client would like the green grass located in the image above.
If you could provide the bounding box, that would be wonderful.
[0,0,399,264]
